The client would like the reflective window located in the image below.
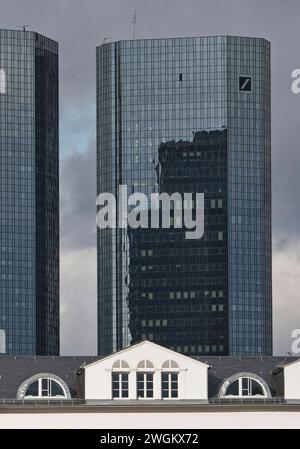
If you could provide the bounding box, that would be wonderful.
[97,37,272,357]
[0,30,59,355]
[225,377,266,397]
[24,378,66,398]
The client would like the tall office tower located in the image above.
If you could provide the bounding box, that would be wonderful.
[97,36,272,356]
[0,30,59,355]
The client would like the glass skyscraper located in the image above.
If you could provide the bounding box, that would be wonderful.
[0,30,59,355]
[96,36,272,357]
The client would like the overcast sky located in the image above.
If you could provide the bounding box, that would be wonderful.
[1,0,300,355]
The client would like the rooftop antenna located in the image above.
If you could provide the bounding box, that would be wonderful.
[102,37,110,44]
[16,25,30,32]
[132,9,137,40]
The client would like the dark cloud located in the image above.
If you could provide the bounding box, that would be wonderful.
[273,239,300,356]
[60,247,97,355]
[60,143,96,251]
[1,0,299,354]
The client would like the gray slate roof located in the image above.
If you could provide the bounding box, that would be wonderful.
[195,356,299,398]
[0,356,98,399]
[0,355,298,399]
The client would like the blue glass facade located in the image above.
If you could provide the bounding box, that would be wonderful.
[0,30,59,355]
[96,36,272,356]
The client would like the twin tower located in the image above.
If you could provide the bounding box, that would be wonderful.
[0,30,272,357]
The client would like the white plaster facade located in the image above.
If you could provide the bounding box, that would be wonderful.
[1,411,300,429]
[83,341,209,401]
[283,359,300,401]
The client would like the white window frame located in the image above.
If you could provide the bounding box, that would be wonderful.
[111,372,129,399]
[225,377,267,398]
[137,372,154,399]
[25,377,67,399]
[161,371,179,399]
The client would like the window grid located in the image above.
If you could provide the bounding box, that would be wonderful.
[112,372,129,399]
[137,372,154,398]
[161,372,178,399]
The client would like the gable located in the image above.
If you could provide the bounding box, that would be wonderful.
[84,341,209,371]
[83,341,209,401]
[281,358,300,370]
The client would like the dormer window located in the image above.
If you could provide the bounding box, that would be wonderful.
[25,378,66,398]
[17,374,71,400]
[225,377,266,397]
[218,372,272,399]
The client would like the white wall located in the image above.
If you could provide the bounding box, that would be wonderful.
[284,361,300,400]
[0,411,300,429]
[84,342,208,401]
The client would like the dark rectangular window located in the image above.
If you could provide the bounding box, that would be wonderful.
[41,378,50,397]
[112,372,129,398]
[179,73,183,81]
[137,372,154,398]
[161,372,178,398]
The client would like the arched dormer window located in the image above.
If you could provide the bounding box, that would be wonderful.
[112,360,129,370]
[219,372,272,399]
[17,374,71,400]
[161,360,179,399]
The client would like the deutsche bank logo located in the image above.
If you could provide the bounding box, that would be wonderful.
[239,75,252,92]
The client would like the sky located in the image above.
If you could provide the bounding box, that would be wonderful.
[1,0,300,355]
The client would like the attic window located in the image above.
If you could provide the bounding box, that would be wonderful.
[25,378,66,398]
[218,372,272,399]
[179,73,183,82]
[16,373,71,400]
[137,360,154,369]
[162,360,179,369]
[225,377,266,397]
[112,360,129,369]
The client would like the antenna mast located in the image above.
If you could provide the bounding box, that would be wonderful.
[132,9,137,40]
[16,25,30,32]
